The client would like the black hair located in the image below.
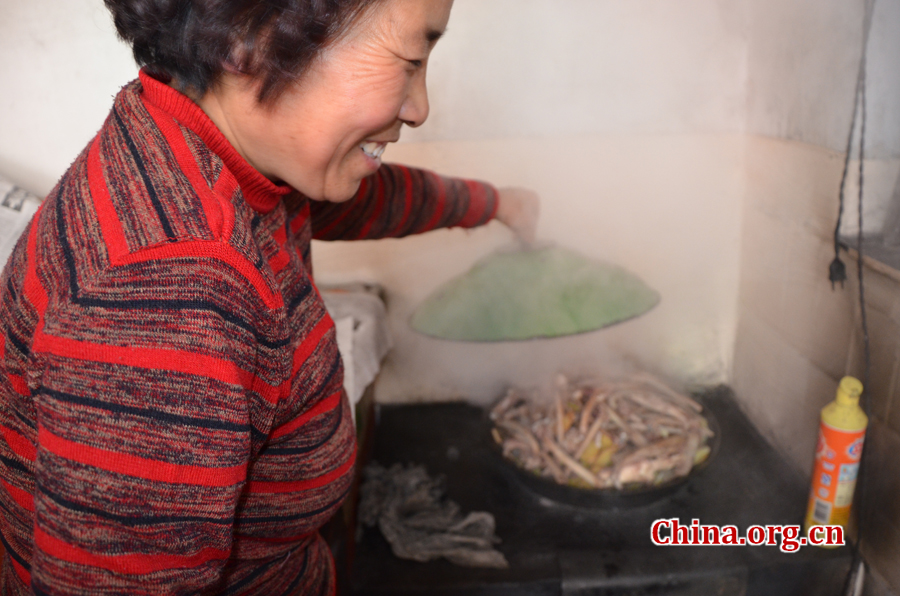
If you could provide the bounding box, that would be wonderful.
[104,0,381,103]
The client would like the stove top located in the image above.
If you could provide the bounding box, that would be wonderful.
[347,387,850,596]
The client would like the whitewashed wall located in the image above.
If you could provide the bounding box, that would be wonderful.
[2,0,894,206]
[867,0,900,159]
[745,0,900,237]
[0,0,137,195]
[0,0,750,195]
[404,0,748,142]
[746,0,899,158]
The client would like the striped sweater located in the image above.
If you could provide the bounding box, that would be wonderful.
[0,70,496,595]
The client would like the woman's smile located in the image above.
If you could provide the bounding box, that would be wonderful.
[361,141,388,163]
[196,0,454,202]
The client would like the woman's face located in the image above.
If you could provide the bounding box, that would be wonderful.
[201,0,453,202]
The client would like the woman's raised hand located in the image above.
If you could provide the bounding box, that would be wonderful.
[495,187,541,246]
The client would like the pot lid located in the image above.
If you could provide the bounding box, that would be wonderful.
[410,245,659,342]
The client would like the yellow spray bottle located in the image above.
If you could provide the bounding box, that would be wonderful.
[804,376,867,544]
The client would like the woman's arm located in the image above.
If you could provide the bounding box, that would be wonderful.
[310,163,498,241]
[27,256,268,594]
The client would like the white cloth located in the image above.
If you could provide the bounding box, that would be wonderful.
[321,284,392,423]
[0,175,41,270]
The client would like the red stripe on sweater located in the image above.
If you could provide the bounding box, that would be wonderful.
[268,250,291,276]
[291,317,334,376]
[0,424,35,462]
[269,226,290,274]
[272,225,287,246]
[314,178,368,239]
[38,426,246,487]
[247,448,355,494]
[270,391,342,441]
[388,165,414,236]
[40,332,289,407]
[143,99,228,239]
[269,226,291,273]
[87,138,130,261]
[1,478,34,513]
[10,556,30,585]
[357,174,385,239]
[212,171,239,240]
[34,527,230,574]
[96,106,267,311]
[115,240,282,309]
[7,374,29,397]
[422,172,446,231]
[458,180,489,228]
[22,205,50,329]
[289,203,310,236]
[33,332,283,405]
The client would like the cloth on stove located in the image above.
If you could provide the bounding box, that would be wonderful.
[358,462,509,569]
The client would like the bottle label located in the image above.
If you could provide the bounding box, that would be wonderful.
[834,464,858,507]
[806,422,866,531]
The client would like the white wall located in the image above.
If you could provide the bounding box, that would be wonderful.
[745,0,863,154]
[0,0,137,196]
[0,0,749,194]
[867,0,900,159]
[3,0,895,231]
[405,0,748,142]
[732,0,900,482]
[733,137,856,473]
[745,0,900,237]
[746,0,899,159]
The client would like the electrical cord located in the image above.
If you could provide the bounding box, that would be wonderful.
[834,2,875,594]
[841,64,871,596]
[829,60,862,290]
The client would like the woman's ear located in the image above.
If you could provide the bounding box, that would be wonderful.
[222,58,243,75]
[223,30,256,75]
[222,43,249,75]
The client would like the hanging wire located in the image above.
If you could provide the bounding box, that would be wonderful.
[838,1,876,594]
[829,65,862,289]
[830,0,875,290]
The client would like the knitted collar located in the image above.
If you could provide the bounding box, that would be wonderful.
[138,69,292,214]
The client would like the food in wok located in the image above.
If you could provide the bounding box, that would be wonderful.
[490,373,714,490]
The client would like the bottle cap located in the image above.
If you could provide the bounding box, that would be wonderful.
[836,376,863,406]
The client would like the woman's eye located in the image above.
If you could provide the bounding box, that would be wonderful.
[407,59,424,69]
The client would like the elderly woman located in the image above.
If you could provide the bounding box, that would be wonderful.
[0,0,537,593]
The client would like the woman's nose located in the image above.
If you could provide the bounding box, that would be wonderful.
[399,74,430,128]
